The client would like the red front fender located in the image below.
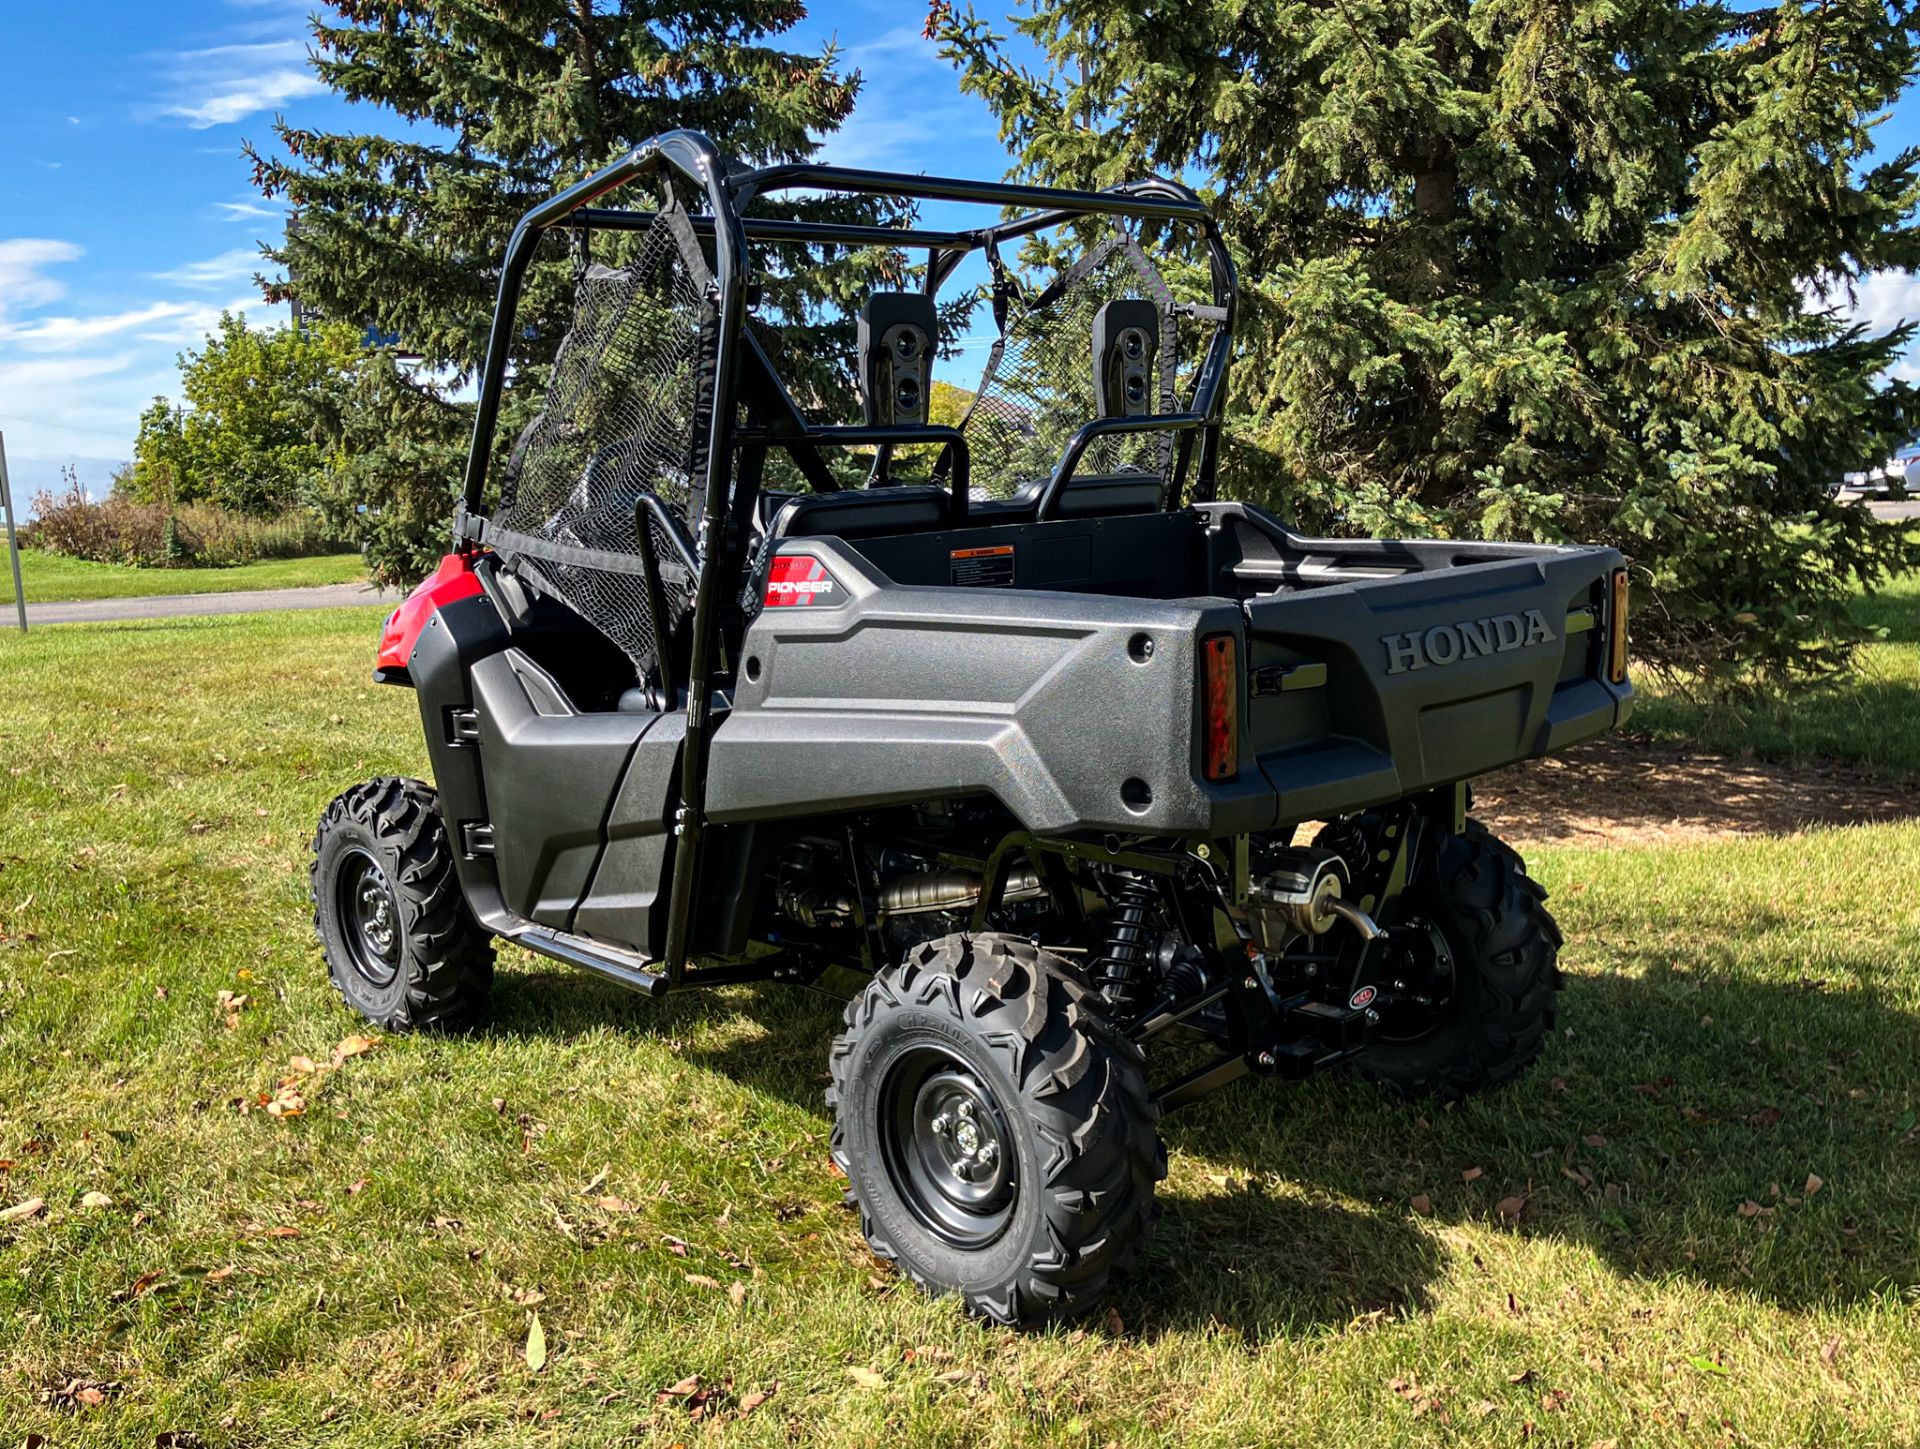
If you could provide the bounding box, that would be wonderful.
[374,552,485,682]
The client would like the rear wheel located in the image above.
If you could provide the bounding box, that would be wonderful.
[311,777,494,1031]
[1354,822,1563,1099]
[828,933,1164,1326]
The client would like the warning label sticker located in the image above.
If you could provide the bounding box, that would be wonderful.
[950,544,1015,588]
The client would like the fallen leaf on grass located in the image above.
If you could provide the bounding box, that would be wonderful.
[0,1197,46,1222]
[1746,1106,1783,1126]
[264,1087,306,1119]
[1583,1134,1607,1148]
[206,1265,237,1282]
[685,1273,721,1291]
[287,1055,318,1075]
[1461,1166,1484,1183]
[79,1191,113,1210]
[1805,1173,1824,1196]
[727,1280,747,1308]
[1507,1369,1534,1385]
[580,1165,609,1195]
[331,1034,379,1064]
[657,1373,702,1403]
[1821,1334,1842,1366]
[1736,1200,1767,1219]
[738,1381,778,1417]
[1410,1193,1434,1216]
[265,1226,300,1239]
[594,1195,636,1214]
[525,1312,547,1372]
[846,1366,885,1388]
[345,1177,370,1196]
[1496,1195,1527,1221]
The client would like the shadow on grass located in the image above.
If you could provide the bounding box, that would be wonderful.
[486,956,1920,1336]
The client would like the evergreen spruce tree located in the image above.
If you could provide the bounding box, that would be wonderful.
[250,1,903,584]
[934,0,1920,685]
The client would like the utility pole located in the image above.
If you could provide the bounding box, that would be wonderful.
[0,433,25,633]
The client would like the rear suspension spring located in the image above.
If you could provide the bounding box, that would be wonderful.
[1092,874,1158,1014]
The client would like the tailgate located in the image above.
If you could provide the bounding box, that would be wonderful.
[1239,547,1631,820]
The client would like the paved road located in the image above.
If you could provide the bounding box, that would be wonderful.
[15,580,396,627]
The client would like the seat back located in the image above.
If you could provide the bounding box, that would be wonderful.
[766,485,953,541]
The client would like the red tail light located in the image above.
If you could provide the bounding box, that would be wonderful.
[1201,633,1238,782]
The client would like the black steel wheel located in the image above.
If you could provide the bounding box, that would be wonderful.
[1352,821,1563,1100]
[828,933,1164,1327]
[334,847,403,988]
[311,777,494,1031]
[879,1051,1019,1248]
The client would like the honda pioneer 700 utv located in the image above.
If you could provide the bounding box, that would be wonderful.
[312,131,1633,1325]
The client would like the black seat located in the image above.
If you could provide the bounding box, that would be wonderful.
[973,471,1168,523]
[763,485,954,541]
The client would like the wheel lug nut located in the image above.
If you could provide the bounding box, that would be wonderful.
[930,1113,949,1135]
[978,1141,998,1165]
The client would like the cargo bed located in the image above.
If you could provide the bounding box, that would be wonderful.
[712,501,1631,836]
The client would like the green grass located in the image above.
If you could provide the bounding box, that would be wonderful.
[0,548,366,604]
[1633,572,1920,777]
[3,608,1920,1445]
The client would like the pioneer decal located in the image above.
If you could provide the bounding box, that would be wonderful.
[763,555,843,608]
[1381,608,1556,674]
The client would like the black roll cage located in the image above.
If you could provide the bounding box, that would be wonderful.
[451,129,1241,983]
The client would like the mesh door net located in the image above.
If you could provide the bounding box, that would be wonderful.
[960,235,1184,500]
[489,209,716,679]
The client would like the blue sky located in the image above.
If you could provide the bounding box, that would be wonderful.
[0,0,1016,500]
[4,1,1920,502]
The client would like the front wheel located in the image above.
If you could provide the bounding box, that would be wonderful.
[311,777,494,1031]
[1352,822,1563,1099]
[828,933,1164,1326]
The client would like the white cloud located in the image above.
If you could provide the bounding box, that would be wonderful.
[0,294,272,353]
[152,247,265,290]
[211,199,281,223]
[1835,270,1920,337]
[0,239,83,315]
[155,40,323,129]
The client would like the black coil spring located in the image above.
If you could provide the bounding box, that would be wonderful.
[1092,874,1158,1013]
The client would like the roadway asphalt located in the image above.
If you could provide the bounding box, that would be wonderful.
[12,580,395,627]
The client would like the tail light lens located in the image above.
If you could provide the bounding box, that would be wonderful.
[1201,633,1238,782]
[1608,569,1630,684]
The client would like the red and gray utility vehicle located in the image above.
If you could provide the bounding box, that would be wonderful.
[312,132,1633,1325]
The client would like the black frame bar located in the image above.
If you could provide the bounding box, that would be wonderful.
[455,130,1240,982]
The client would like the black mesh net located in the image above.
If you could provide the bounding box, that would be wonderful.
[490,210,714,678]
[960,236,1183,500]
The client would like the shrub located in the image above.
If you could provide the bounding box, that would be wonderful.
[27,481,342,568]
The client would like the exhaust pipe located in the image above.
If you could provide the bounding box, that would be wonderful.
[879,865,1044,917]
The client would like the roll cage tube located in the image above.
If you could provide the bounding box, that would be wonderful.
[455,132,1240,981]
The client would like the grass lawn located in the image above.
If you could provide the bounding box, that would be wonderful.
[0,549,366,604]
[2,608,1919,1446]
[1633,572,1920,778]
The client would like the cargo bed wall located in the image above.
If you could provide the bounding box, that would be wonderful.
[1209,507,1631,820]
